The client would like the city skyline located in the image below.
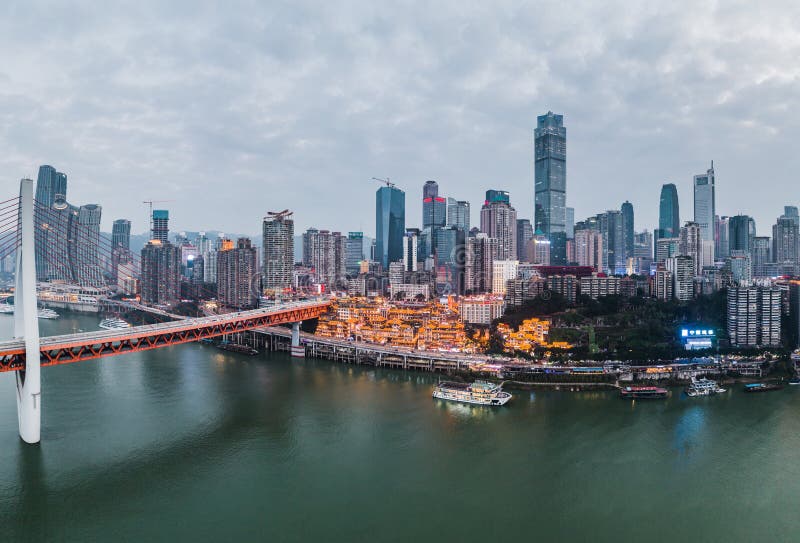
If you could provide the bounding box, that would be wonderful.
[1,3,799,236]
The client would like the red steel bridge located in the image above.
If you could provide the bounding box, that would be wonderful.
[0,300,330,372]
[1,178,330,444]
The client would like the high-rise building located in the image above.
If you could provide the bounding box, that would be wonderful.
[773,214,799,270]
[621,201,634,263]
[465,234,497,294]
[344,232,364,276]
[526,234,551,266]
[217,238,258,309]
[152,210,169,242]
[631,230,653,275]
[33,165,105,287]
[693,162,716,247]
[653,267,673,300]
[715,216,730,259]
[402,229,419,272]
[597,210,624,274]
[728,286,781,347]
[112,219,131,250]
[656,237,680,263]
[303,228,346,288]
[491,260,519,295]
[656,183,680,256]
[516,219,533,262]
[140,240,181,305]
[783,206,799,226]
[376,185,406,269]
[666,255,694,301]
[434,226,466,294]
[566,207,575,239]
[679,221,703,274]
[422,180,446,228]
[574,229,603,272]
[480,190,517,261]
[728,251,752,285]
[446,198,470,231]
[751,236,771,277]
[728,215,753,254]
[262,211,295,291]
[534,111,567,264]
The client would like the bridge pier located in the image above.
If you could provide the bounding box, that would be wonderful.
[15,179,41,444]
[290,322,305,358]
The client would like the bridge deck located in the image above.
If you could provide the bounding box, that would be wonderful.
[0,300,330,371]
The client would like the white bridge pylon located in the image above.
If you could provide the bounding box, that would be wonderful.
[14,178,41,444]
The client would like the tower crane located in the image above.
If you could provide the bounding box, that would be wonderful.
[372,177,396,189]
[142,200,175,234]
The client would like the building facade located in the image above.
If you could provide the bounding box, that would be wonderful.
[534,111,567,265]
[375,185,406,269]
[217,238,258,309]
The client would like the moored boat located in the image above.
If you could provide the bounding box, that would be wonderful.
[788,378,800,386]
[99,317,132,330]
[685,378,726,397]
[432,380,512,406]
[619,386,669,399]
[216,342,259,356]
[743,383,784,393]
[37,308,59,319]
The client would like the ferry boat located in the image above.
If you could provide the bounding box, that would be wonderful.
[432,381,512,406]
[37,308,59,319]
[0,303,13,314]
[743,383,784,393]
[619,386,669,399]
[685,378,726,397]
[99,317,132,330]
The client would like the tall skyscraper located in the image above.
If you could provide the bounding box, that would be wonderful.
[480,190,517,261]
[693,162,716,242]
[217,237,258,309]
[729,215,753,254]
[403,229,419,272]
[465,234,498,294]
[140,239,181,305]
[773,214,799,269]
[679,221,703,274]
[422,180,446,228]
[34,165,104,287]
[621,201,634,263]
[112,219,131,250]
[574,229,603,272]
[433,225,466,294]
[715,216,730,259]
[516,219,533,262]
[751,236,771,277]
[566,207,575,239]
[534,111,567,263]
[447,198,470,231]
[303,228,346,288]
[344,232,364,276]
[656,184,680,254]
[375,185,405,269]
[152,210,169,242]
[262,211,295,291]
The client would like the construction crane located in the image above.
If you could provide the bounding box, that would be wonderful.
[142,200,174,234]
[265,209,294,221]
[372,177,396,189]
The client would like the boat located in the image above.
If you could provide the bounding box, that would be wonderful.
[0,303,13,314]
[99,317,132,330]
[685,378,726,397]
[619,386,669,399]
[216,342,259,356]
[788,377,800,386]
[432,381,512,406]
[743,383,784,393]
[37,308,59,319]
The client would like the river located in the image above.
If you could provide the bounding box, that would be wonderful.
[1,313,799,541]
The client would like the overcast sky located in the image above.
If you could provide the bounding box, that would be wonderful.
[1,1,799,239]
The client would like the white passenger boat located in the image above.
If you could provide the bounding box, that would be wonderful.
[432,381,512,406]
[99,317,132,330]
[0,303,13,314]
[685,378,726,397]
[37,308,59,319]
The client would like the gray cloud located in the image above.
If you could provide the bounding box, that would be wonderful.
[1,0,799,238]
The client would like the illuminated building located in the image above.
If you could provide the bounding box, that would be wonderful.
[579,274,620,299]
[459,296,505,325]
[422,180,446,228]
[727,286,781,347]
[480,189,517,260]
[262,211,295,290]
[140,239,181,305]
[217,237,258,309]
[492,260,518,295]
